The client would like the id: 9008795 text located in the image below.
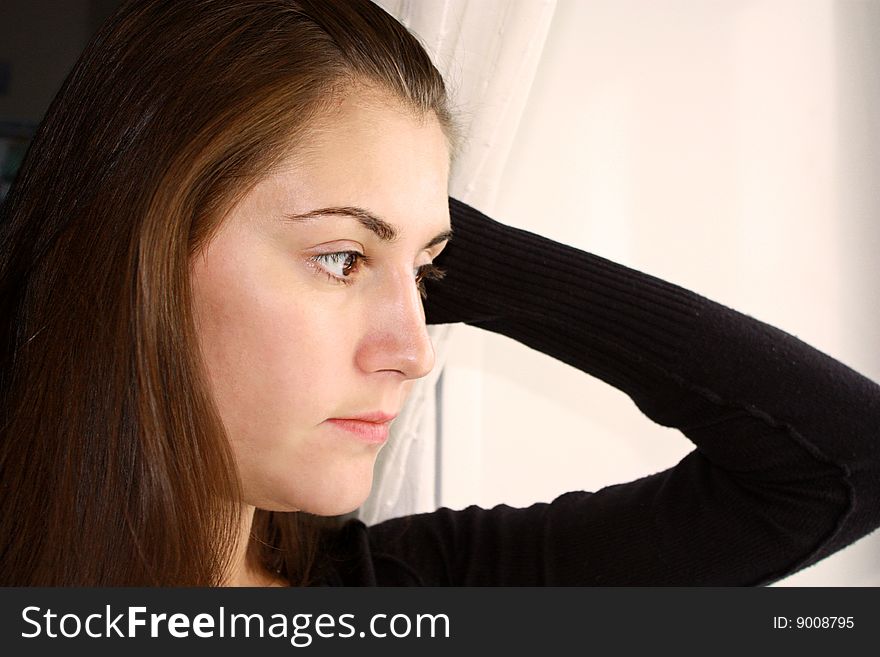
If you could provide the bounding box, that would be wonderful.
[772,616,854,629]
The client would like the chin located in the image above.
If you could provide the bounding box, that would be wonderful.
[252,472,375,517]
[303,486,373,517]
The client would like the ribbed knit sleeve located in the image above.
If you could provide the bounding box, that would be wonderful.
[327,198,880,586]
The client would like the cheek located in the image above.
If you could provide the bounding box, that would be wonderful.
[191,257,357,442]
[192,250,384,512]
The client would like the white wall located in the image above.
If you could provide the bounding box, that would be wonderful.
[440,0,880,586]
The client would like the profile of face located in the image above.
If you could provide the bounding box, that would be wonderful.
[190,91,451,516]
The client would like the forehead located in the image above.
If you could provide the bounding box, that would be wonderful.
[265,91,451,233]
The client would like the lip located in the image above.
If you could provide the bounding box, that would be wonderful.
[325,413,397,445]
[342,412,398,424]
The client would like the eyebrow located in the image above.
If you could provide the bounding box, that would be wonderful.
[282,206,453,250]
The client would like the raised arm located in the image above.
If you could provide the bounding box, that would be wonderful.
[329,198,880,585]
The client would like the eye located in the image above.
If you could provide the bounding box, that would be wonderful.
[310,250,366,284]
[415,263,446,299]
[309,251,446,295]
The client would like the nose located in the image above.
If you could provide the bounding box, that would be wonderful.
[354,269,435,380]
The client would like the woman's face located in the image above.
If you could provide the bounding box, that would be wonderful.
[190,92,451,515]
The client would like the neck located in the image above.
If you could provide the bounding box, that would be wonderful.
[224,504,287,587]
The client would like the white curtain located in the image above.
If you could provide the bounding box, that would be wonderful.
[356,0,557,526]
[359,0,880,587]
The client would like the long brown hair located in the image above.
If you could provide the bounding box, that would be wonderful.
[0,0,454,586]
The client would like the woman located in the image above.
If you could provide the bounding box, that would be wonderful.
[1,0,878,586]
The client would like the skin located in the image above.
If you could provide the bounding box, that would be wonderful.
[189,89,451,585]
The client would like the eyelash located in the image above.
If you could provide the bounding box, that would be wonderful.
[309,251,446,298]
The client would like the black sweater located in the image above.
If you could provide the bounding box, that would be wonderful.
[321,198,880,586]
